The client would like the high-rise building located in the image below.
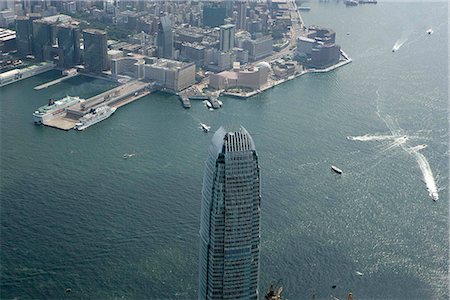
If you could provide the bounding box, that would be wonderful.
[32,19,53,60]
[83,28,108,72]
[219,24,235,52]
[199,126,261,300]
[157,15,173,59]
[203,3,226,28]
[57,23,81,67]
[236,1,247,31]
[16,16,33,57]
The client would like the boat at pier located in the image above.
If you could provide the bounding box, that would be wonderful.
[33,96,83,124]
[75,106,117,131]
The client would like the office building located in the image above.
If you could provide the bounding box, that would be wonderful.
[56,23,80,67]
[241,35,273,61]
[199,126,261,300]
[83,28,108,72]
[236,1,247,30]
[143,57,195,92]
[157,15,173,59]
[32,19,53,60]
[203,3,226,28]
[219,24,235,52]
[15,16,32,57]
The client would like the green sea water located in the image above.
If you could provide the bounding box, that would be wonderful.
[1,2,448,299]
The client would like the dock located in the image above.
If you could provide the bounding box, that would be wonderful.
[37,80,154,131]
[66,80,152,118]
[34,73,79,90]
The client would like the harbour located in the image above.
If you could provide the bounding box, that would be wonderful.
[0,1,447,299]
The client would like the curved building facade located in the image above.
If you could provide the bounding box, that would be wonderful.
[199,126,261,300]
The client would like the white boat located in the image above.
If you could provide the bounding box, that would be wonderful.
[331,165,343,174]
[75,106,117,131]
[199,123,211,132]
[33,96,83,124]
[430,191,439,201]
[426,28,433,35]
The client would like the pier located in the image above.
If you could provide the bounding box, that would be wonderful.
[38,80,154,131]
[66,80,152,118]
[34,72,79,90]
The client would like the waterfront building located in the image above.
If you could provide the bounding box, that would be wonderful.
[296,26,341,68]
[83,28,108,72]
[0,28,16,53]
[203,2,226,28]
[143,57,195,92]
[157,15,173,59]
[56,23,81,67]
[15,16,33,57]
[32,19,53,60]
[199,126,261,300]
[209,62,270,91]
[219,24,235,52]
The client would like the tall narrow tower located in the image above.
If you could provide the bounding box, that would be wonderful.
[157,15,173,59]
[199,126,261,300]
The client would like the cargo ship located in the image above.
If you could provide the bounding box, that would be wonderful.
[75,106,117,131]
[33,96,83,125]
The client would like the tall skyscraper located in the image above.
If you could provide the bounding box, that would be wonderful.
[16,16,32,57]
[57,23,81,67]
[199,126,261,300]
[83,28,108,73]
[219,24,235,52]
[157,15,173,59]
[236,1,248,31]
[32,19,53,61]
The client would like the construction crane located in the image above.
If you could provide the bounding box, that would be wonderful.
[265,281,284,300]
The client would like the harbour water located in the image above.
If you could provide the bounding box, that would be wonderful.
[1,2,448,299]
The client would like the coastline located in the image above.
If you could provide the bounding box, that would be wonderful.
[222,52,352,99]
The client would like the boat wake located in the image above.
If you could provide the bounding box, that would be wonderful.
[392,38,407,52]
[347,134,396,142]
[406,146,439,201]
[348,89,439,201]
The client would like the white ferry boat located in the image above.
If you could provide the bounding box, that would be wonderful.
[33,96,83,125]
[75,106,117,131]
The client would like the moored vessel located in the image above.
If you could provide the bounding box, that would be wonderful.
[33,96,83,125]
[75,106,117,131]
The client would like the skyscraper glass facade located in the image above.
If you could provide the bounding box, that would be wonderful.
[199,126,261,300]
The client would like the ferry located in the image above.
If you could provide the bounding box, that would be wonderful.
[199,123,211,132]
[33,96,83,125]
[75,106,117,131]
[331,165,343,174]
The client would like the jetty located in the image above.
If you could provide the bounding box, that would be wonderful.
[34,72,78,90]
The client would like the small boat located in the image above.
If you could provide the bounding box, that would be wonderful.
[123,153,135,159]
[331,165,343,174]
[199,123,211,132]
[355,271,364,276]
[426,28,433,35]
